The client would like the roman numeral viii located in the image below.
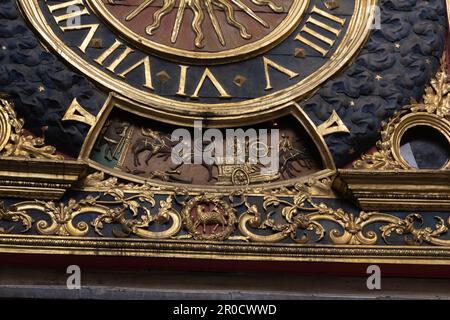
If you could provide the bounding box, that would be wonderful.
[295,6,346,57]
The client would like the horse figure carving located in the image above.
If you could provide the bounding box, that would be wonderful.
[279,134,314,178]
[193,204,227,234]
[131,127,216,182]
[131,128,172,167]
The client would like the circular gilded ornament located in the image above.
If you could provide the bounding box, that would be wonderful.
[18,0,376,124]
[231,168,250,186]
[182,195,237,240]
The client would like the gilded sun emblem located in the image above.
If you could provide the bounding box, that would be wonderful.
[94,0,304,61]
[107,0,285,48]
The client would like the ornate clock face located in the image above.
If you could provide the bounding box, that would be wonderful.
[19,0,375,124]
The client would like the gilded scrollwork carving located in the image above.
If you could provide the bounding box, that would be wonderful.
[1,187,450,246]
[79,171,195,197]
[260,175,335,197]
[238,192,450,246]
[354,56,450,170]
[0,201,33,234]
[92,191,183,239]
[0,97,63,160]
[0,188,182,239]
[380,214,449,246]
[352,111,406,170]
[80,171,154,190]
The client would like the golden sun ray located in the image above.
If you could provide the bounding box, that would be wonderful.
[171,0,188,43]
[205,0,225,46]
[125,0,155,21]
[117,0,285,48]
[230,0,269,27]
[145,0,176,35]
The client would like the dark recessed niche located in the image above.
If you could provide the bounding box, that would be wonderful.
[400,126,450,170]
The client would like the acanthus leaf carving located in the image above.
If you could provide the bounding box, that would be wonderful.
[0,97,63,160]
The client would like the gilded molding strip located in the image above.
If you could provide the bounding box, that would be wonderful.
[78,170,337,198]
